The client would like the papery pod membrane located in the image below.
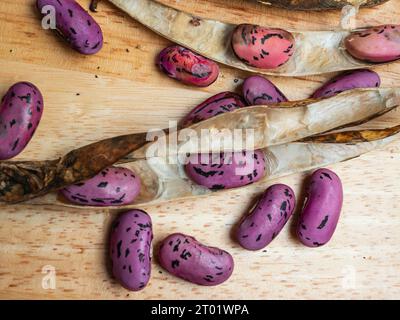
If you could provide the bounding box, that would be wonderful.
[1,88,399,205]
[108,0,396,76]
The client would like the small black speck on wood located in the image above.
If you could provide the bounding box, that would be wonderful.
[89,0,100,12]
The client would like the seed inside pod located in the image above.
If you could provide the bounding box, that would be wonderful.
[61,166,141,206]
[185,151,266,190]
[231,24,295,69]
[345,25,400,63]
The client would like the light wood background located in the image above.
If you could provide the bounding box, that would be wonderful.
[0,0,399,299]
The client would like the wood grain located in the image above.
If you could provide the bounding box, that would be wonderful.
[0,0,399,299]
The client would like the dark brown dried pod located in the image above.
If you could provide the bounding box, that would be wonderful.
[301,125,400,143]
[0,132,148,204]
[253,0,389,10]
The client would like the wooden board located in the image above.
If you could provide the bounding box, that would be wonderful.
[0,0,400,299]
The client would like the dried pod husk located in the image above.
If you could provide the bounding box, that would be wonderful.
[301,125,400,143]
[1,88,399,206]
[108,0,397,76]
[0,132,148,204]
[26,136,397,209]
[253,0,390,10]
[132,88,400,159]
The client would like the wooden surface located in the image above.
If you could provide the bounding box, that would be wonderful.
[0,0,399,299]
